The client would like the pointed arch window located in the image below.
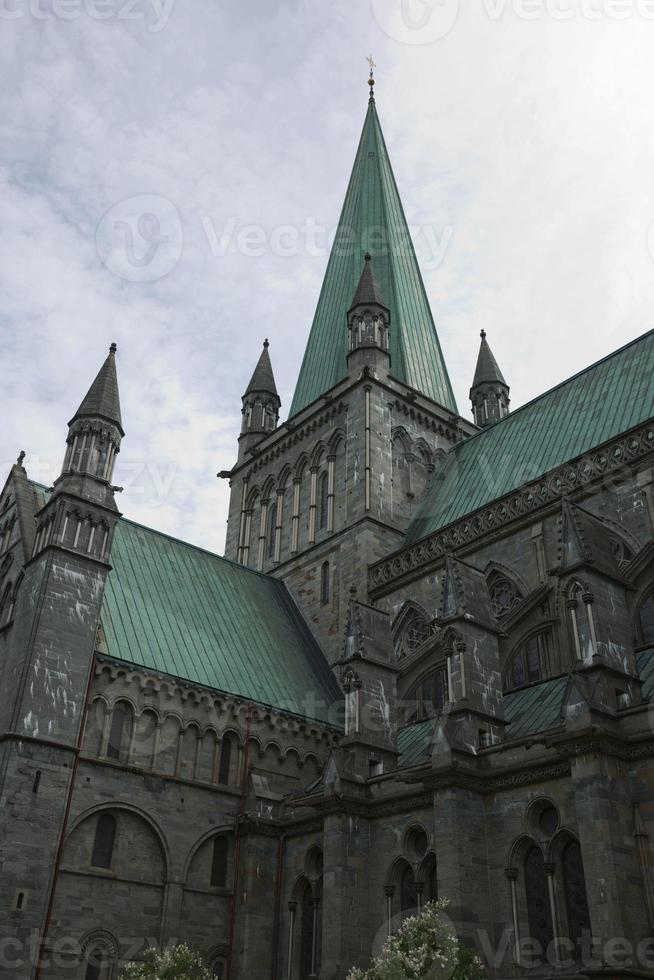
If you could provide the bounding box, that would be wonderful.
[91,813,116,869]
[506,631,554,690]
[405,667,448,724]
[320,562,330,605]
[267,501,277,560]
[561,839,591,948]
[524,845,553,958]
[210,835,229,888]
[319,472,329,530]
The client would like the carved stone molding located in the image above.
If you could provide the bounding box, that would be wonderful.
[370,422,654,596]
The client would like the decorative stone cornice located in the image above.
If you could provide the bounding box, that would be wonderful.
[370,421,654,596]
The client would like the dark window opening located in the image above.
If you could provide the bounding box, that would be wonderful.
[218,735,233,786]
[562,839,591,952]
[320,562,330,605]
[32,770,41,794]
[268,502,277,560]
[524,846,553,958]
[210,835,228,888]
[319,472,329,530]
[107,703,130,761]
[508,632,553,690]
[91,813,116,869]
[639,594,654,646]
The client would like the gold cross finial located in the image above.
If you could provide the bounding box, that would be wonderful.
[366,55,376,100]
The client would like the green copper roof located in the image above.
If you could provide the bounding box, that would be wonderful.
[100,519,340,723]
[398,652,654,768]
[289,98,457,417]
[408,330,654,544]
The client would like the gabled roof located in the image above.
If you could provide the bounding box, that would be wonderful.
[245,339,279,400]
[31,484,340,724]
[71,343,123,433]
[289,99,457,417]
[471,330,507,389]
[408,330,654,544]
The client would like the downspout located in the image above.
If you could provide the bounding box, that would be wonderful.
[226,704,253,980]
[271,833,287,980]
[34,651,96,980]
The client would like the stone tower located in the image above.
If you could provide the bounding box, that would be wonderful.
[469,329,510,426]
[0,345,123,972]
[222,82,476,662]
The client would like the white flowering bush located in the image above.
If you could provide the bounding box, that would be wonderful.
[119,945,213,980]
[347,901,484,980]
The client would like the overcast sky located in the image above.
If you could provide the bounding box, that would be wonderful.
[4,0,654,554]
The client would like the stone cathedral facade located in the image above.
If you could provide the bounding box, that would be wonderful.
[2,82,654,980]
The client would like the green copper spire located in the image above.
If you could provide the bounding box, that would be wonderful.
[289,96,457,417]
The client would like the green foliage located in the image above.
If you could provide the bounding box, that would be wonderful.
[346,901,484,980]
[118,945,214,980]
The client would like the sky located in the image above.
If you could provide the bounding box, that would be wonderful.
[4,0,654,554]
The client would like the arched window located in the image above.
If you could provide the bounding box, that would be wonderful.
[420,853,438,903]
[320,562,330,605]
[638,592,654,646]
[524,845,553,957]
[319,472,329,531]
[507,632,554,690]
[561,839,591,948]
[91,813,116,869]
[210,835,228,888]
[298,879,321,979]
[106,702,132,762]
[405,667,448,723]
[489,576,522,618]
[268,501,277,560]
[84,947,112,980]
[211,961,226,979]
[400,864,418,916]
[218,733,235,786]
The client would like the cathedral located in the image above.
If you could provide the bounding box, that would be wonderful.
[2,74,654,980]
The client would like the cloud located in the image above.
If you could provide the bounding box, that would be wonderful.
[3,1,654,555]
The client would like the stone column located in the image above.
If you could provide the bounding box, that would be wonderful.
[570,749,644,950]
[320,811,371,979]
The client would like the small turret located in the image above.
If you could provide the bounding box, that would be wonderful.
[469,330,509,427]
[57,343,124,508]
[346,253,391,378]
[32,344,124,561]
[238,339,281,462]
